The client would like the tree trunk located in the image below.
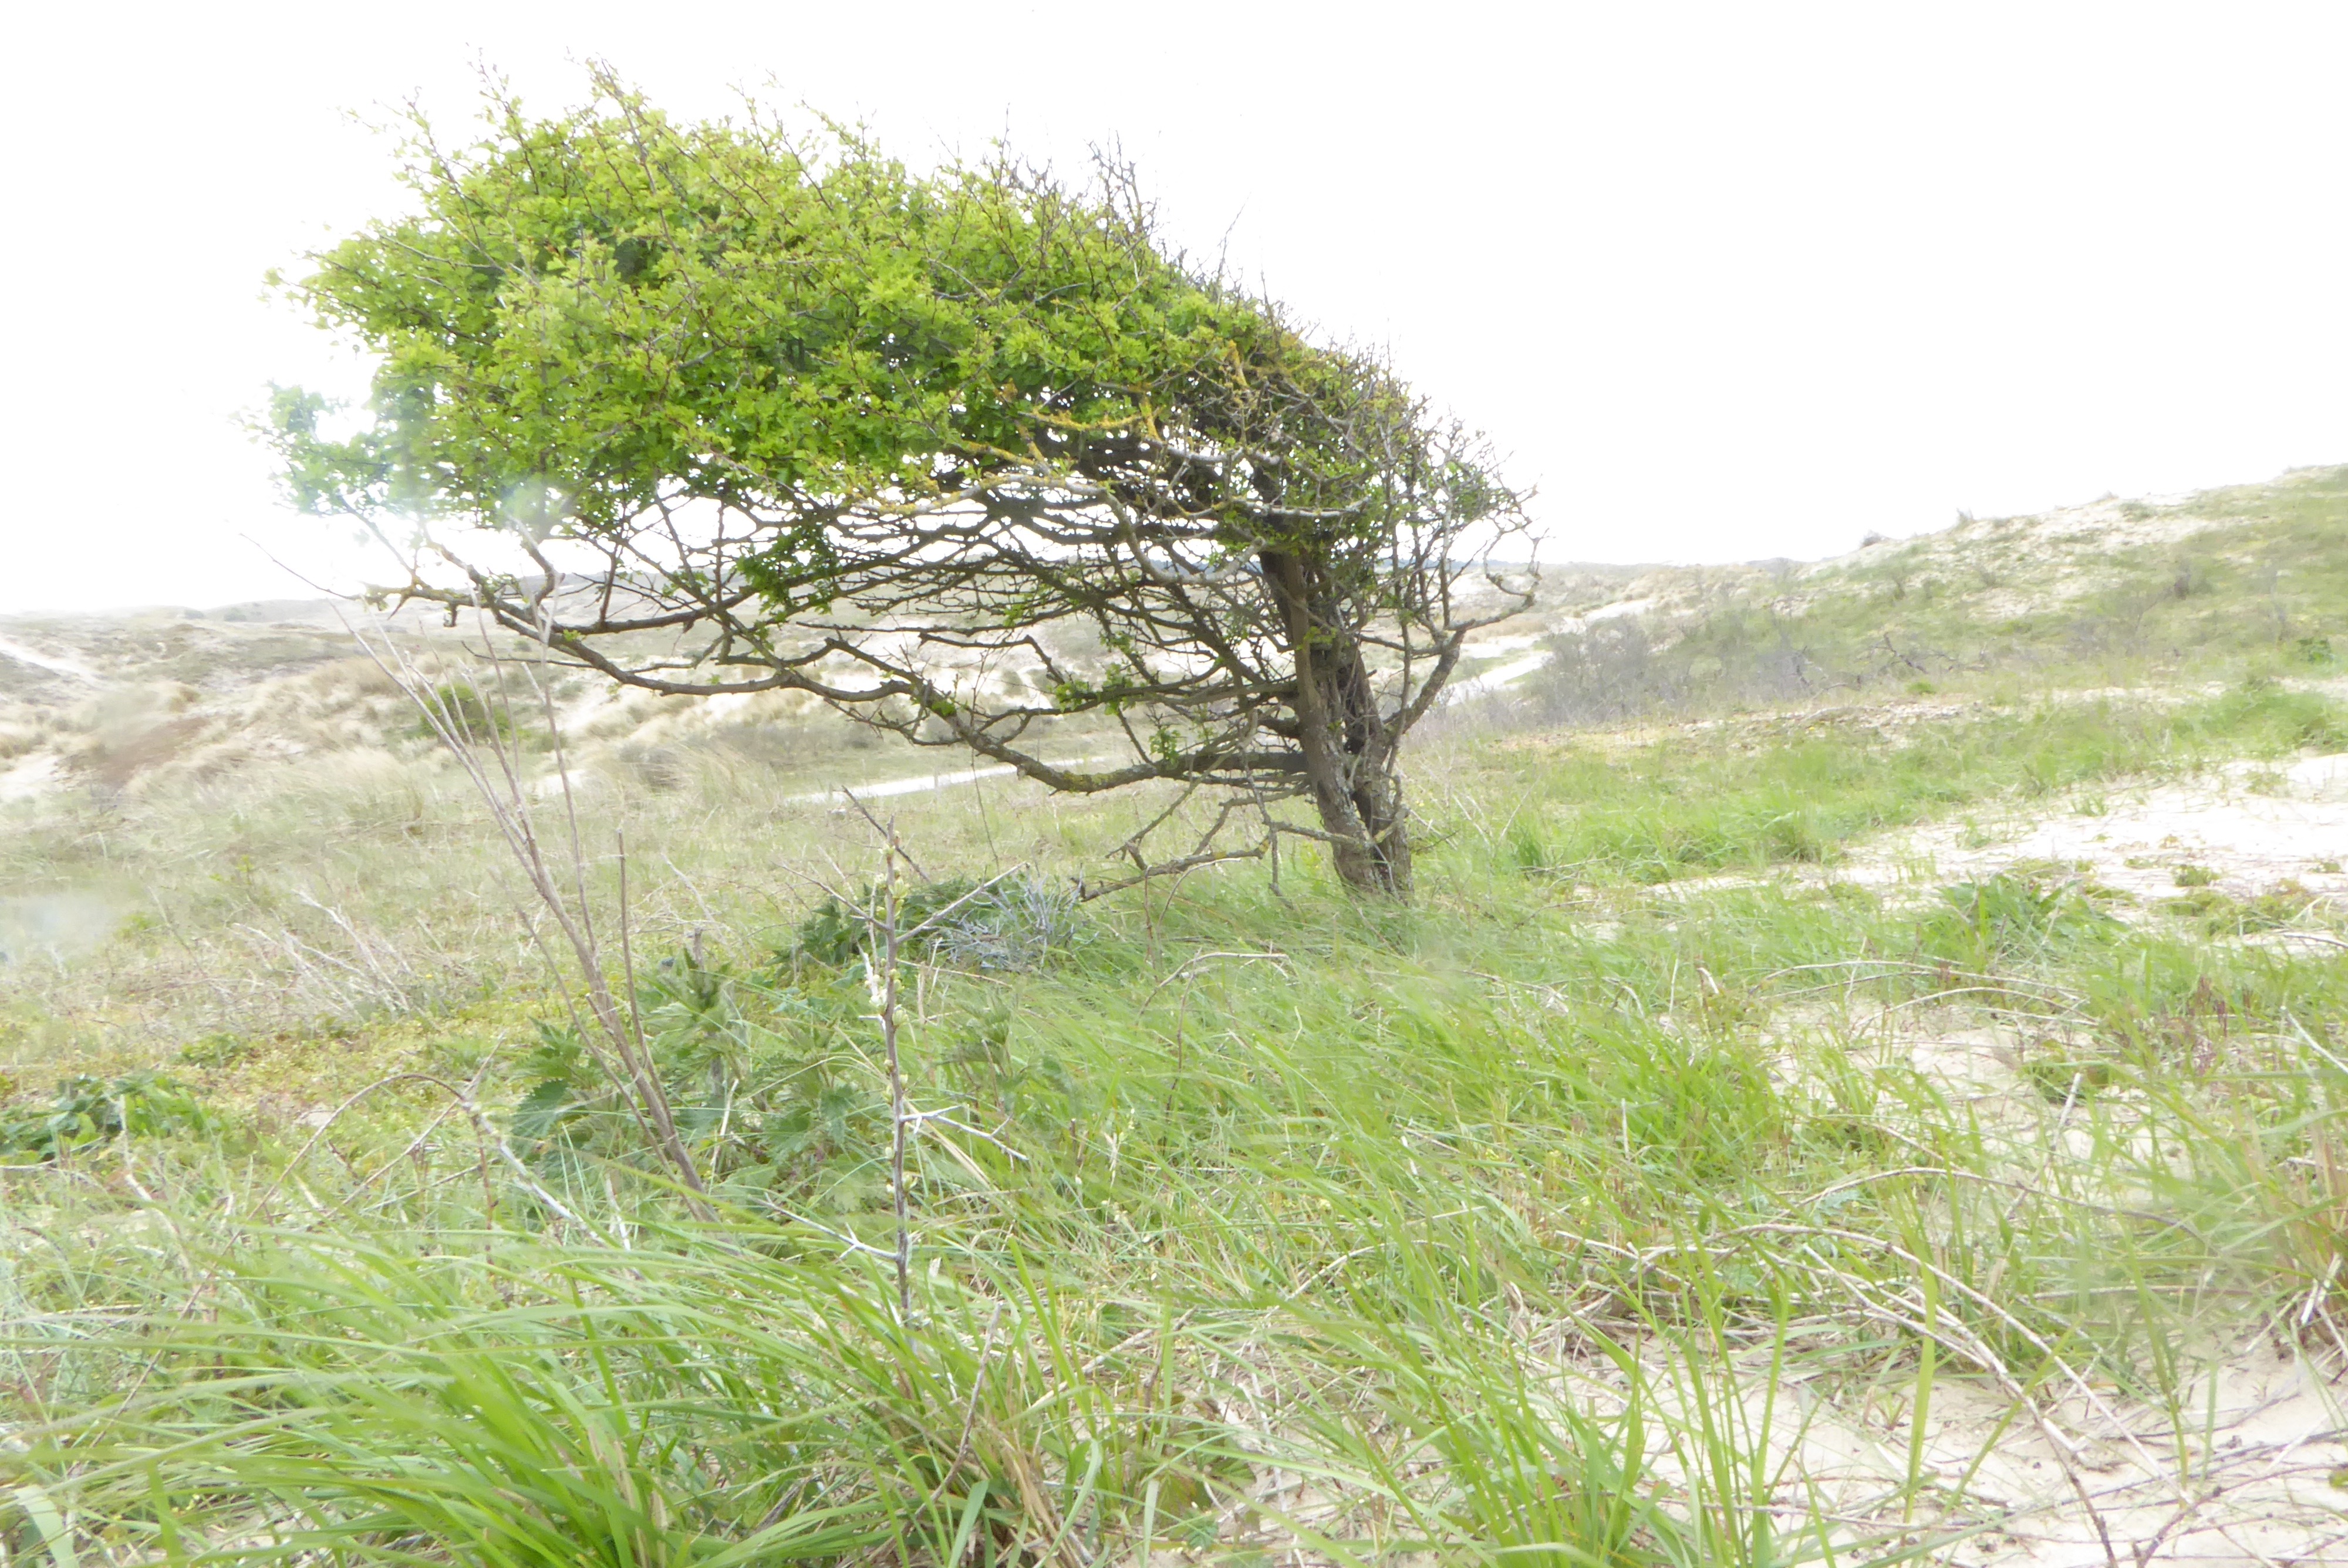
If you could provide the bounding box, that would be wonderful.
[1266,550,1413,897]
[1345,752,1412,895]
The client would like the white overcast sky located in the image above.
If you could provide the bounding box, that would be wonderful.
[4,1,2345,613]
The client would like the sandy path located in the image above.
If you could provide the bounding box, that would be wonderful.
[0,634,99,681]
[784,761,1023,805]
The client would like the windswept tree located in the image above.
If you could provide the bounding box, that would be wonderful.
[271,75,1534,895]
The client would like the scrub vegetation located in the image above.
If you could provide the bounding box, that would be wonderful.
[5,103,2348,1549]
[262,70,1533,895]
[5,556,2348,1560]
[1510,465,2348,729]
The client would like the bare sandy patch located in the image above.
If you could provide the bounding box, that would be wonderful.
[1720,1335,2348,1564]
[1837,755,2348,914]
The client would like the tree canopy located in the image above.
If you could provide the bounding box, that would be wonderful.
[271,73,1534,894]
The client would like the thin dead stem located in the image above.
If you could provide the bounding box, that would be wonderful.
[348,612,714,1222]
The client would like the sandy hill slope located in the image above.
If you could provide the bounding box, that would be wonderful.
[1485,464,2348,725]
[1779,464,2348,650]
[1555,460,2347,640]
[0,604,450,805]
[4,464,2343,806]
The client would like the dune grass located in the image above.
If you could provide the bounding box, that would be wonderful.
[1504,465,2348,730]
[2,680,2345,1563]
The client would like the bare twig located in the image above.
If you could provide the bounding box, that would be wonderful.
[862,820,915,1320]
[348,612,714,1221]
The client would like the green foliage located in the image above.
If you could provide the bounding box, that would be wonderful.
[409,680,520,743]
[788,891,875,969]
[1553,1023,1784,1182]
[175,1032,255,1068]
[257,69,1527,895]
[272,94,1251,538]
[790,877,983,966]
[788,876,1085,971]
[2190,675,2348,752]
[497,950,900,1217]
[0,1070,209,1161]
[1915,871,2120,970]
[2158,880,2316,937]
[934,873,1087,971]
[1359,1333,1682,1566]
[2016,1042,2119,1101]
[259,69,1489,625]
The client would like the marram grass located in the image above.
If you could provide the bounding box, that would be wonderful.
[3,684,2346,1563]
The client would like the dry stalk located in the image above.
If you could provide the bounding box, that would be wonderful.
[349,613,714,1222]
[857,816,915,1320]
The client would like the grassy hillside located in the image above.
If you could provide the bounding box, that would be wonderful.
[6,464,2343,812]
[3,475,2347,1562]
[1510,463,2348,725]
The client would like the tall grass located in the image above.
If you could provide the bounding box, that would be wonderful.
[4,687,2347,1562]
